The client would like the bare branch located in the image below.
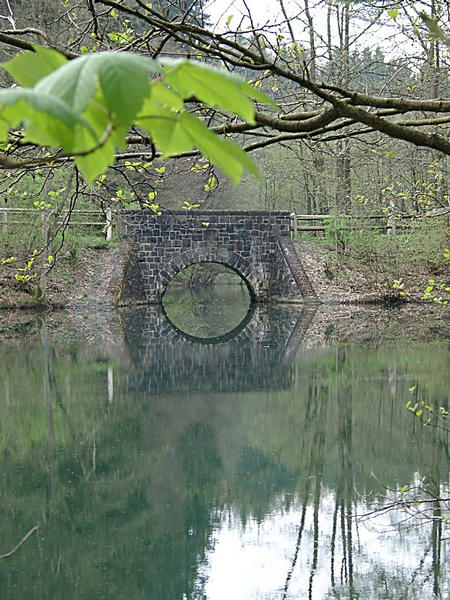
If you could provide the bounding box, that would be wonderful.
[0,526,39,560]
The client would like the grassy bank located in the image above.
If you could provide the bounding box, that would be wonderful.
[295,219,449,305]
[0,223,117,309]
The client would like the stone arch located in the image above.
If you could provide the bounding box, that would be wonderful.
[156,248,261,302]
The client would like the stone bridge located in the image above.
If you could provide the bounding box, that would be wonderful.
[118,210,317,304]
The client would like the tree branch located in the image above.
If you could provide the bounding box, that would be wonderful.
[0,526,39,560]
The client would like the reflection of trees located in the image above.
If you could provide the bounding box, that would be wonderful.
[283,370,328,599]
[0,334,448,598]
[229,346,448,598]
[0,335,225,599]
[330,348,355,597]
[162,281,250,339]
[282,347,357,599]
[429,396,447,599]
[357,391,448,597]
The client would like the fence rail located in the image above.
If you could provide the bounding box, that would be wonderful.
[1,207,448,240]
[0,207,115,240]
[289,211,448,237]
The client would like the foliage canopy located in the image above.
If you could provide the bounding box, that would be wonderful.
[0,45,276,182]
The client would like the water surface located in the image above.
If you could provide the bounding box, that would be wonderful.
[0,297,448,599]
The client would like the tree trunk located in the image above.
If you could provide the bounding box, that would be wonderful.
[36,172,53,304]
[335,1,351,212]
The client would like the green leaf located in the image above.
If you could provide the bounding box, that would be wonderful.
[0,49,269,185]
[0,119,8,141]
[419,12,450,45]
[138,105,259,182]
[240,80,279,107]
[0,256,15,265]
[150,81,183,110]
[161,60,277,124]
[162,60,254,121]
[387,9,398,20]
[74,134,115,182]
[179,112,259,183]
[0,88,91,148]
[35,52,160,120]
[72,94,115,181]
[35,54,98,114]
[2,45,68,87]
[137,97,192,155]
[96,53,154,126]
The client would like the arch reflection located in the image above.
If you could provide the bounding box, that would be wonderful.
[120,304,317,395]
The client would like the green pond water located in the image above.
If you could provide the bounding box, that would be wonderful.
[0,287,448,599]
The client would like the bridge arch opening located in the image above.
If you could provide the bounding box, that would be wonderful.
[159,248,258,301]
[161,261,253,340]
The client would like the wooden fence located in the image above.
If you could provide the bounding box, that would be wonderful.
[0,207,115,240]
[289,211,448,237]
[1,207,447,242]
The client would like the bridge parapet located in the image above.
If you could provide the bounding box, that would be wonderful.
[118,210,316,304]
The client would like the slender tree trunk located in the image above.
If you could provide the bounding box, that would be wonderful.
[327,0,333,65]
[36,171,53,303]
[304,0,317,80]
[428,0,448,206]
[335,1,351,212]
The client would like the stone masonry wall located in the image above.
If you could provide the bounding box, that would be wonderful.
[119,210,315,304]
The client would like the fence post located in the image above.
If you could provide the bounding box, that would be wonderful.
[387,212,396,235]
[290,212,298,239]
[106,207,112,241]
[387,199,396,235]
[2,211,7,235]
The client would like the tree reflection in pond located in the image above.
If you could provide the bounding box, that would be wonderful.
[0,308,448,599]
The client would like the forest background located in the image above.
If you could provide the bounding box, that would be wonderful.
[0,0,448,306]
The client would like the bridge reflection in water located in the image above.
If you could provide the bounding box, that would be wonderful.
[119,303,317,395]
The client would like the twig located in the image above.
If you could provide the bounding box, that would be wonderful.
[0,525,39,559]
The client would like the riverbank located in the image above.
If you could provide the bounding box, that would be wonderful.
[295,239,448,305]
[0,243,122,310]
[1,237,447,309]
[1,299,448,349]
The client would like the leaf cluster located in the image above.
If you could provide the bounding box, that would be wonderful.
[0,45,275,182]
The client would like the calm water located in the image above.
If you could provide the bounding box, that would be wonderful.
[162,282,251,339]
[0,291,448,599]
